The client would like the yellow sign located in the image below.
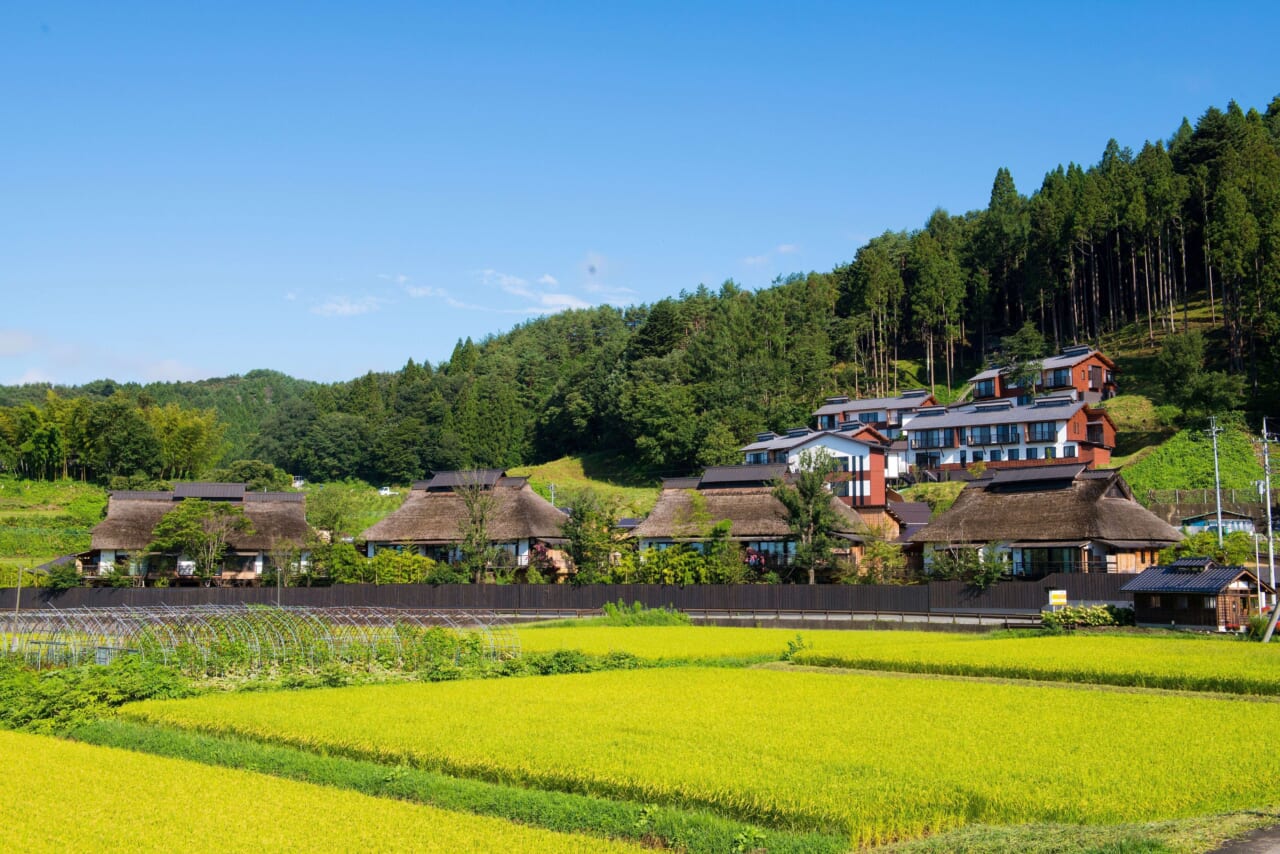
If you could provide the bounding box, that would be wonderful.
[1048,589,1068,607]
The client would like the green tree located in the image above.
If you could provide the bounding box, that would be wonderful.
[1161,530,1255,566]
[771,450,840,585]
[563,489,617,584]
[454,472,499,583]
[88,395,162,481]
[999,321,1047,396]
[210,459,292,492]
[1155,332,1246,415]
[148,499,254,582]
[305,482,362,538]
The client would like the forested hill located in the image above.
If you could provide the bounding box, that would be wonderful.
[2,96,1278,485]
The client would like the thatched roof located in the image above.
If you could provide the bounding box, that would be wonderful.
[631,484,867,541]
[92,492,310,552]
[361,479,566,544]
[910,468,1181,547]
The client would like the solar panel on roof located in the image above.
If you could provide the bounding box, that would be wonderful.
[173,483,246,500]
[989,464,1085,485]
[423,469,505,490]
[700,464,787,485]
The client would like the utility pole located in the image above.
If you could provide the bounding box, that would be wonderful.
[1207,416,1224,549]
[1261,417,1280,643]
[1264,418,1275,604]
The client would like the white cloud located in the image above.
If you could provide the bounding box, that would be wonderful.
[743,255,770,266]
[311,295,386,317]
[0,329,37,357]
[378,273,410,284]
[10,367,53,385]
[537,293,592,310]
[582,280,634,296]
[455,262,615,314]
[478,269,532,297]
[776,243,799,254]
[285,291,299,301]
[405,285,447,298]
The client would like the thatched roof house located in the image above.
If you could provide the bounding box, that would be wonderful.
[360,471,566,565]
[911,464,1181,577]
[88,484,310,582]
[631,464,868,553]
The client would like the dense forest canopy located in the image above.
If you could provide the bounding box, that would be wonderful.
[3,97,1278,484]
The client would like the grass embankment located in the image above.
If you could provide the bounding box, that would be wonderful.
[895,481,965,515]
[0,476,106,583]
[509,451,660,515]
[1,729,640,853]
[1121,424,1263,500]
[122,667,1280,848]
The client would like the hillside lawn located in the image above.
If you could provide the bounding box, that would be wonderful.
[0,476,106,584]
[509,451,661,515]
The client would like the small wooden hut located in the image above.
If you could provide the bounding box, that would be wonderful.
[1121,558,1272,631]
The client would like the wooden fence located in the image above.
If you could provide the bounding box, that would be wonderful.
[1,573,1133,615]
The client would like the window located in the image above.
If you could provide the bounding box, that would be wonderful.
[910,429,954,449]
[1026,447,1040,460]
[1176,596,1189,609]
[962,427,993,448]
[859,412,880,424]
[1062,445,1077,458]
[1204,596,1217,610]
[915,452,941,468]
[971,450,984,462]
[989,449,1002,462]
[746,452,767,465]
[957,450,967,465]
[1044,447,1056,460]
[1008,448,1020,461]
[1150,595,1161,608]
[1028,422,1057,442]
[1047,368,1072,387]
[975,379,995,397]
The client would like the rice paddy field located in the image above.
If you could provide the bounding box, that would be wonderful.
[122,666,1280,847]
[0,729,640,853]
[518,624,1280,693]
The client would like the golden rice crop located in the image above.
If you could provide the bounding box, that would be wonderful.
[0,730,639,853]
[125,668,1280,846]
[519,626,1280,693]
[789,631,1280,694]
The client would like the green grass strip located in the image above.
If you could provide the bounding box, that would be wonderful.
[871,809,1280,854]
[71,719,845,854]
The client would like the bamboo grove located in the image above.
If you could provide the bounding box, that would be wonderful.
[1,97,1277,483]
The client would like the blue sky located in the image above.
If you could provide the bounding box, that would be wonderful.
[2,2,1277,386]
